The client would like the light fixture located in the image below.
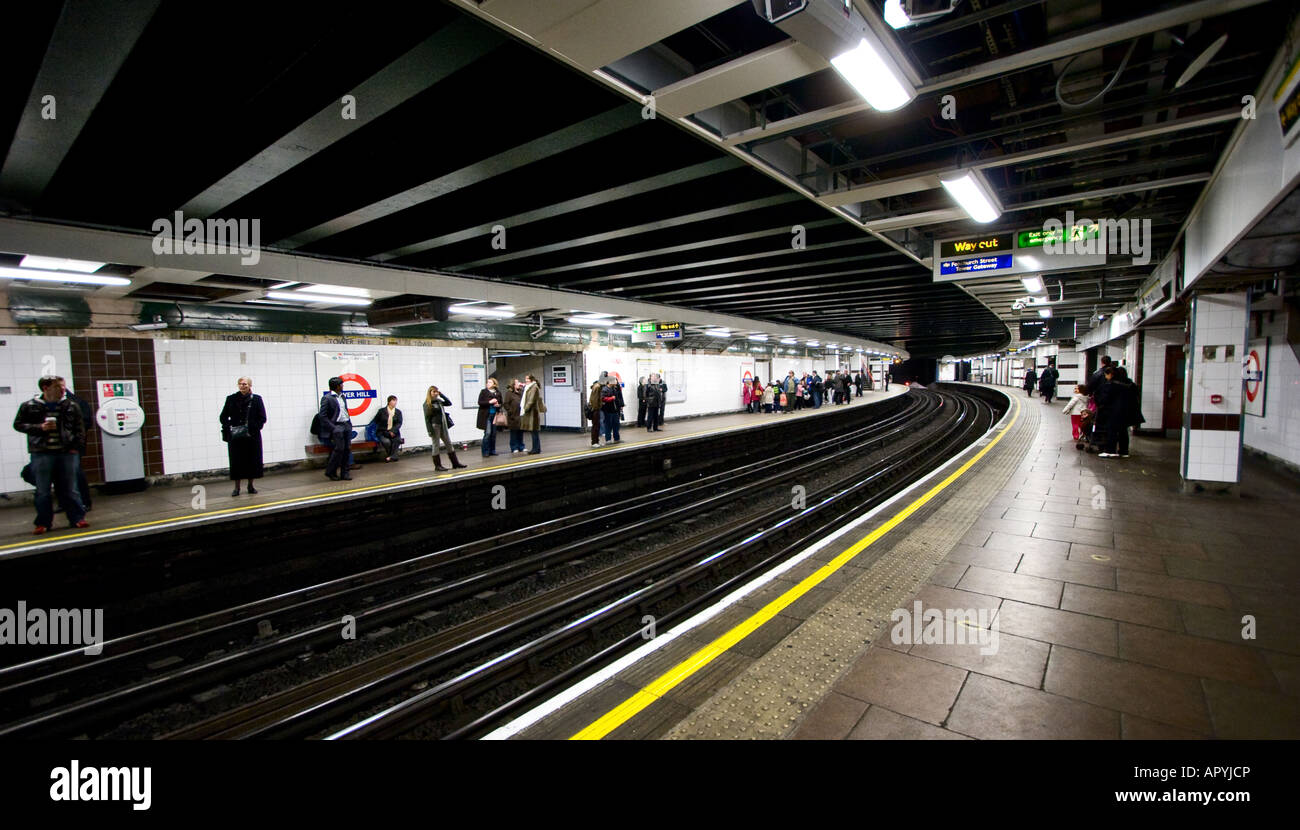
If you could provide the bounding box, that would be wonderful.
[748,334,769,341]
[566,316,614,327]
[939,170,1002,223]
[1021,276,1044,293]
[0,266,129,286]
[269,281,299,290]
[568,310,613,318]
[1038,308,1052,318]
[704,329,733,338]
[128,315,168,332]
[448,303,516,318]
[780,337,798,344]
[883,0,910,29]
[266,291,371,306]
[608,327,633,335]
[19,255,106,273]
[830,36,916,112]
[806,340,820,346]
[293,284,371,298]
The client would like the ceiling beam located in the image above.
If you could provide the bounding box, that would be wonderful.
[0,0,162,206]
[652,39,829,119]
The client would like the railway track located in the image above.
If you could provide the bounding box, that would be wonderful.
[0,386,1001,740]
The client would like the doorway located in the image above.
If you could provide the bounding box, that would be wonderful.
[1162,345,1185,434]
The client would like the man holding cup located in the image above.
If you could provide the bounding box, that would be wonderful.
[13,376,88,534]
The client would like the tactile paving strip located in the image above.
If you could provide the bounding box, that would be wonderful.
[664,395,1041,739]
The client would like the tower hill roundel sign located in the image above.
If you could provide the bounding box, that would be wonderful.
[338,372,377,418]
[1244,349,1262,403]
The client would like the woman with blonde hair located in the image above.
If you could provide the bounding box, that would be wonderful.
[423,385,467,471]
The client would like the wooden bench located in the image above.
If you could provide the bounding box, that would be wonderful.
[304,441,380,463]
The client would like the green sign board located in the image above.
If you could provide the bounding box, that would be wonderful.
[1017,224,1099,249]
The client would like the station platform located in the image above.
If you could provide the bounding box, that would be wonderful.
[0,387,906,557]
[495,384,1300,740]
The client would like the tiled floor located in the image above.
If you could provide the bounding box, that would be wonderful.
[0,388,903,555]
[796,388,1300,740]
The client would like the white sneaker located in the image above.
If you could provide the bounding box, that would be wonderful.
[591,442,600,448]
[1098,453,1117,458]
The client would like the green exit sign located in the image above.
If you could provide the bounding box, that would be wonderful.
[1018,223,1099,248]
[634,322,656,333]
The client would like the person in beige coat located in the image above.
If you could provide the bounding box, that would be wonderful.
[520,373,546,454]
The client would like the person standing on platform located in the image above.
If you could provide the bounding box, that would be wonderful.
[587,380,603,447]
[63,383,94,511]
[373,395,403,462]
[644,377,663,432]
[884,368,890,391]
[783,372,796,413]
[502,379,525,454]
[520,374,546,454]
[1039,359,1059,404]
[811,372,823,408]
[636,377,647,427]
[423,385,466,470]
[762,380,775,413]
[742,378,753,414]
[220,376,267,495]
[477,377,501,458]
[14,376,88,533]
[855,372,864,397]
[1089,355,1113,394]
[654,373,667,427]
[1023,366,1037,398]
[319,377,354,481]
[600,377,622,444]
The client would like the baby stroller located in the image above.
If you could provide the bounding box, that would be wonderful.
[1076,405,1101,453]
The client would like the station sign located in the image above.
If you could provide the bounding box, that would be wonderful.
[937,233,1012,259]
[933,222,1106,283]
[1018,317,1077,341]
[1017,223,1098,249]
[631,321,684,343]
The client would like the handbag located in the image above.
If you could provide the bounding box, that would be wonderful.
[229,400,252,441]
[493,410,508,427]
[779,393,788,406]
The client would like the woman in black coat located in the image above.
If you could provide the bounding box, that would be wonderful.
[220,376,267,497]
[1022,368,1037,398]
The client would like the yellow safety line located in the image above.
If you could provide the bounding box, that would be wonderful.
[570,392,1020,740]
[0,397,892,553]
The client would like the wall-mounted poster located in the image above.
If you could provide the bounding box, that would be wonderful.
[315,351,382,422]
[460,364,485,410]
[665,370,686,403]
[1244,338,1268,417]
[549,362,572,387]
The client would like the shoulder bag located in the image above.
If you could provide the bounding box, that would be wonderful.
[230,399,252,441]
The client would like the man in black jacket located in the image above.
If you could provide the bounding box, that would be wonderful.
[644,378,662,431]
[13,376,88,533]
[636,377,647,427]
[654,374,667,427]
[319,377,353,480]
[372,395,403,462]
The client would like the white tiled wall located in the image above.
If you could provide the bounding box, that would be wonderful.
[0,336,74,494]
[153,339,487,476]
[1185,428,1240,482]
[1139,328,1182,430]
[1243,309,1300,467]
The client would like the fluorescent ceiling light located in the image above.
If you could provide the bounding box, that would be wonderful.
[269,281,298,290]
[19,255,105,273]
[748,335,768,341]
[806,340,820,346]
[567,316,614,327]
[1038,308,1052,318]
[0,266,129,286]
[939,170,1002,223]
[295,284,370,298]
[267,291,371,306]
[830,37,915,112]
[608,327,632,335]
[704,329,732,338]
[568,310,613,318]
[1021,276,1044,293]
[780,337,798,344]
[449,303,515,318]
[883,0,910,29]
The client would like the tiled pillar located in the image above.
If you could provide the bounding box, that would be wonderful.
[1181,292,1248,490]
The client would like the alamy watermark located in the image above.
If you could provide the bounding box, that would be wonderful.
[1042,209,1151,266]
[0,601,104,655]
[890,600,999,655]
[151,210,261,265]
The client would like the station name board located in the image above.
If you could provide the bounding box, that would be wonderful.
[939,254,1012,276]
